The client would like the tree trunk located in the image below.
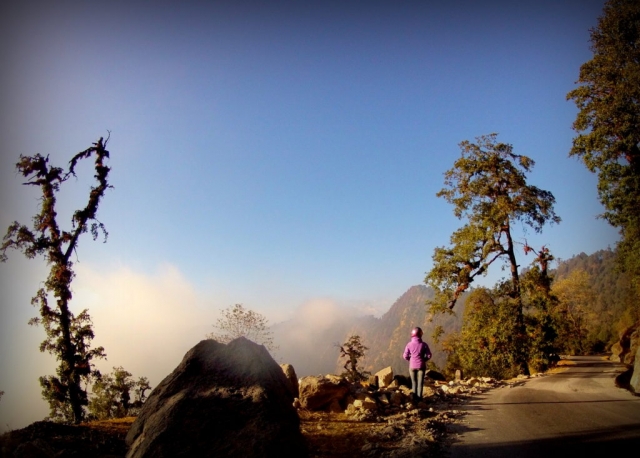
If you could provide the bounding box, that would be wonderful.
[503,223,521,303]
[58,294,84,423]
[504,223,529,375]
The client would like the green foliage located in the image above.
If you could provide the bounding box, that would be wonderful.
[442,262,561,378]
[567,0,640,286]
[551,269,597,355]
[425,134,560,313]
[338,335,371,383]
[1,137,112,424]
[35,308,105,423]
[207,304,277,352]
[553,249,638,352]
[425,134,560,375]
[520,260,560,373]
[443,287,526,380]
[88,367,151,420]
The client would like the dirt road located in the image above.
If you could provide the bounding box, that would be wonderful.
[448,356,640,457]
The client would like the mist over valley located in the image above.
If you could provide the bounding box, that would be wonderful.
[271,285,464,377]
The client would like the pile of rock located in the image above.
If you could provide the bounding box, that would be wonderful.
[293,366,503,421]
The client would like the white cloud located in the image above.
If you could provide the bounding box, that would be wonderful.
[73,263,219,384]
[292,298,352,330]
[0,261,222,431]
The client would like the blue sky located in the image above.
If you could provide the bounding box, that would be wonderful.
[0,0,619,429]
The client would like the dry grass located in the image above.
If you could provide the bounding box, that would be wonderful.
[299,408,454,457]
[85,416,136,435]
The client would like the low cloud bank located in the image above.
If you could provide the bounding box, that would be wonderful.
[271,298,372,376]
[74,263,219,384]
[0,260,382,431]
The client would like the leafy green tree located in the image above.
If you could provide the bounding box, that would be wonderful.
[444,251,561,378]
[338,335,370,383]
[207,304,277,352]
[444,287,525,380]
[1,138,112,424]
[520,246,560,372]
[88,366,151,420]
[425,134,560,373]
[567,0,640,284]
[426,134,560,311]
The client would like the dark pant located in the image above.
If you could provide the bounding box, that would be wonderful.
[410,368,425,400]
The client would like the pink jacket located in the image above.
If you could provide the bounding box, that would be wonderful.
[403,336,432,370]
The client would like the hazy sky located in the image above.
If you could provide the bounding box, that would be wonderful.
[0,0,618,430]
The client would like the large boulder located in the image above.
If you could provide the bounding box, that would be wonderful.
[624,326,640,366]
[126,338,307,458]
[610,323,639,363]
[298,375,350,411]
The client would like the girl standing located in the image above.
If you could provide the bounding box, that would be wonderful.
[403,327,432,402]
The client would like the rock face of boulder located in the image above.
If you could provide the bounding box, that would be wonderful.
[298,375,350,411]
[375,367,394,388]
[280,363,299,398]
[625,326,640,366]
[610,322,639,364]
[630,346,640,394]
[426,369,446,382]
[126,338,307,458]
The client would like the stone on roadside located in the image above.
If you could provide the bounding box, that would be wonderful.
[375,367,394,388]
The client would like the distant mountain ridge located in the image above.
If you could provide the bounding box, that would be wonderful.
[342,285,464,376]
[272,249,636,379]
[271,285,465,378]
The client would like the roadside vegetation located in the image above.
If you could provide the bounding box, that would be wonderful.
[426,0,639,380]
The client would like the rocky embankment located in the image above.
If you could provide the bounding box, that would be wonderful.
[293,366,528,457]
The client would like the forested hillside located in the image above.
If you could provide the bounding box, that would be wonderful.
[552,249,638,351]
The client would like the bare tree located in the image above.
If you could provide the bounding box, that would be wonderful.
[207,304,277,352]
